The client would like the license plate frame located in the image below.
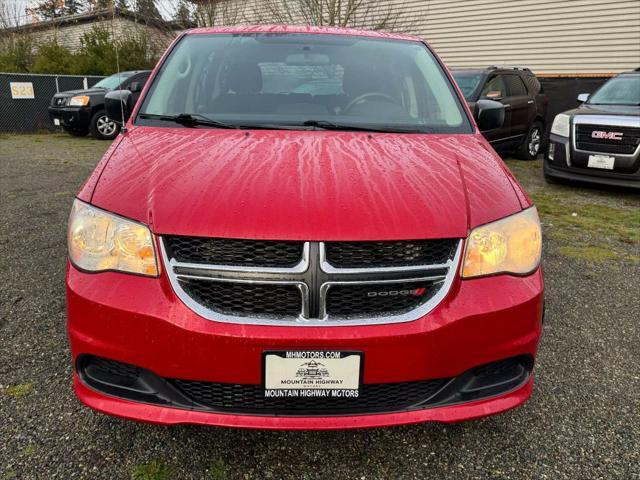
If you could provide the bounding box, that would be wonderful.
[587,154,615,170]
[262,350,363,399]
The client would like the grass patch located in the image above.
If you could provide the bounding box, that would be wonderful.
[21,445,36,457]
[2,383,33,398]
[504,158,542,170]
[130,461,172,480]
[208,459,227,480]
[530,191,639,264]
[558,246,619,263]
[532,192,640,245]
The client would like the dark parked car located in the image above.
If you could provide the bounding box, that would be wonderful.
[544,69,640,189]
[48,70,150,140]
[453,67,548,159]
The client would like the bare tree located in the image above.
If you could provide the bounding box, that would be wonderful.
[191,0,244,27]
[253,0,413,32]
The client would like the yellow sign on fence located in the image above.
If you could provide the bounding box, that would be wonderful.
[10,82,35,99]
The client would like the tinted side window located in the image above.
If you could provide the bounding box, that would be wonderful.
[505,75,528,96]
[523,74,541,93]
[481,75,507,99]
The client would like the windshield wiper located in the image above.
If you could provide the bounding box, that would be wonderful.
[300,120,431,133]
[138,113,306,130]
[138,113,238,129]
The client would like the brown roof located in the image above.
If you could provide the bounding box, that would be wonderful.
[2,8,186,34]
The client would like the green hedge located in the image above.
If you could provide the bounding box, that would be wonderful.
[0,25,160,75]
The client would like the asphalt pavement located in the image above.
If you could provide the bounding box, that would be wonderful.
[1,134,638,480]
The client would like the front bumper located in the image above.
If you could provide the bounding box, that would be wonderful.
[545,133,640,189]
[67,261,544,429]
[48,106,91,129]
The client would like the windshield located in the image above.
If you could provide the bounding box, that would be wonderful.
[452,72,483,100]
[93,72,134,90]
[588,75,640,106]
[137,34,472,133]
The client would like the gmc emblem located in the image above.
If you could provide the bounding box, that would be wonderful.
[592,131,623,140]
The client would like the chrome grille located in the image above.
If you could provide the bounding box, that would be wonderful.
[575,124,640,155]
[161,238,461,326]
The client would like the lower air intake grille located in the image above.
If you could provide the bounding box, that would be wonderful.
[325,240,457,268]
[178,279,302,317]
[171,378,449,414]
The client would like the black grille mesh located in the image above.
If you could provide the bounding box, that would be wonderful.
[325,240,456,268]
[576,124,640,155]
[178,279,302,317]
[90,356,139,378]
[164,236,304,267]
[327,282,442,316]
[171,377,448,414]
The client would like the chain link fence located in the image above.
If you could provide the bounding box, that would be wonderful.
[0,72,105,133]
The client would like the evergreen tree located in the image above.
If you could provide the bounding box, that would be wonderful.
[32,0,65,20]
[63,0,83,16]
[115,0,129,11]
[135,0,161,20]
[173,0,192,27]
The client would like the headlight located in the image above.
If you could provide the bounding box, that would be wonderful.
[462,207,541,278]
[550,114,570,137]
[69,95,90,106]
[68,199,158,276]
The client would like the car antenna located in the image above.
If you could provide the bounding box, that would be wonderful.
[111,4,127,134]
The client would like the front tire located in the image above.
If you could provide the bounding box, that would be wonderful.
[516,121,543,160]
[89,110,120,140]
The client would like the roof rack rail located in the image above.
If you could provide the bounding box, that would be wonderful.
[488,66,531,72]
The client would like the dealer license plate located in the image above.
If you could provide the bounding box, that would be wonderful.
[263,351,362,399]
[53,118,60,126]
[588,154,615,170]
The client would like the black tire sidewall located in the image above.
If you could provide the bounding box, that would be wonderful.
[518,121,543,160]
[90,110,119,140]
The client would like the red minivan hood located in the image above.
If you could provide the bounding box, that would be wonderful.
[89,126,521,240]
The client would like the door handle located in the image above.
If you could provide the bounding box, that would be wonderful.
[527,100,534,104]
[503,104,511,109]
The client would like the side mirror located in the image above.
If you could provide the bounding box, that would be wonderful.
[577,93,589,103]
[474,99,505,131]
[105,90,133,125]
[129,82,142,93]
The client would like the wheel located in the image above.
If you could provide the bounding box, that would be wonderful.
[89,110,120,140]
[62,126,89,137]
[516,121,543,160]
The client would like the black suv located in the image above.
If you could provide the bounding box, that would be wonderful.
[453,67,548,159]
[48,70,150,140]
[544,69,639,189]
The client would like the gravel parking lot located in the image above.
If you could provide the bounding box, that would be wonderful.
[1,133,638,480]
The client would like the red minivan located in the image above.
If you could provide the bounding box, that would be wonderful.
[66,25,543,430]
